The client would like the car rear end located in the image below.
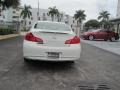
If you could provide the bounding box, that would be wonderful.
[23,21,81,62]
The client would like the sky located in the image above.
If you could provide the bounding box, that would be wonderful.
[21,0,118,20]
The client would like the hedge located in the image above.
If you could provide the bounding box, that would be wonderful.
[0,29,14,35]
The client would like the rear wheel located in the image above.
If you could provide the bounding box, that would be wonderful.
[69,61,74,63]
[24,58,31,62]
[89,35,94,40]
[67,61,75,65]
[110,37,116,42]
[115,33,119,40]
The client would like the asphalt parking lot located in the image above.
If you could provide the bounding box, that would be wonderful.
[0,36,120,90]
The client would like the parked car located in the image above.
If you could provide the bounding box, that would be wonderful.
[23,21,81,62]
[81,29,119,41]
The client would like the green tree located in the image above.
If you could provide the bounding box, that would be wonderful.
[85,19,100,30]
[0,0,20,9]
[99,20,113,29]
[57,12,63,22]
[48,6,59,21]
[98,11,110,21]
[74,10,86,33]
[98,11,110,28]
[0,0,20,15]
[20,5,32,28]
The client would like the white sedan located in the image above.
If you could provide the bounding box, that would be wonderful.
[23,21,81,62]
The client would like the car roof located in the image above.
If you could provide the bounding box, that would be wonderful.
[88,29,100,32]
[36,21,67,25]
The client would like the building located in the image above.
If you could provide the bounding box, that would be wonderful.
[110,0,120,34]
[25,8,69,29]
[0,7,23,30]
[0,7,77,33]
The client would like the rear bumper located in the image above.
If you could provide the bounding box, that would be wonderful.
[24,56,80,61]
[23,40,81,61]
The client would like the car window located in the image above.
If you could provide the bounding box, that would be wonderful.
[99,30,103,32]
[90,29,100,32]
[34,22,71,31]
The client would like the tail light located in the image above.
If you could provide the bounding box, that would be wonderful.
[65,36,80,44]
[25,32,43,43]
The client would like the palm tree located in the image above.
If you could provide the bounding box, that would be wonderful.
[20,5,32,28]
[0,0,20,9]
[48,6,59,21]
[59,13,63,22]
[98,11,110,28]
[57,13,63,22]
[98,11,110,21]
[74,10,86,34]
[0,0,20,14]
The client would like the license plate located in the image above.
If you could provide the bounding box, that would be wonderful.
[47,52,60,58]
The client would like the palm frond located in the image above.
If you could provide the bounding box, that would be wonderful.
[20,5,32,19]
[74,10,86,23]
[98,11,110,21]
[2,0,20,9]
[48,6,59,21]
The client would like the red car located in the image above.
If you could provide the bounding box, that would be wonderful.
[81,29,119,41]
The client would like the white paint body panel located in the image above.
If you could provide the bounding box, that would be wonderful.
[23,40,81,61]
[23,21,81,61]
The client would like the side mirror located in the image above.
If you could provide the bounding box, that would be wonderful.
[34,24,37,28]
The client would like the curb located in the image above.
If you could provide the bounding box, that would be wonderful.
[0,34,20,41]
[20,32,27,36]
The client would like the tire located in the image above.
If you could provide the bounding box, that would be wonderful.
[104,38,108,41]
[67,61,75,65]
[69,61,75,63]
[24,58,31,62]
[110,37,116,42]
[115,33,119,40]
[88,35,94,41]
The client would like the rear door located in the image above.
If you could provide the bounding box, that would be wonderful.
[95,30,108,39]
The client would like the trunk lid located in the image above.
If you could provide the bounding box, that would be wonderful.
[32,30,74,47]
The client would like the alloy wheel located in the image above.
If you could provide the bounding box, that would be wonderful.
[89,35,94,40]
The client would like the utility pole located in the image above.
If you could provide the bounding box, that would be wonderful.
[16,8,20,34]
[37,0,40,20]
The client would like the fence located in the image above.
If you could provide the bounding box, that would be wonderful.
[0,21,20,31]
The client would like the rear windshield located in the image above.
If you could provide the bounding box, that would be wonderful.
[34,22,71,31]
